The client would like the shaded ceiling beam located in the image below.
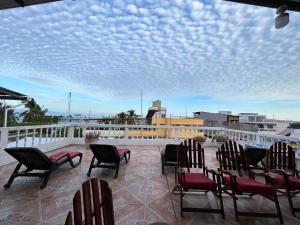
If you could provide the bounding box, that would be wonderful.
[224,0,300,12]
[14,0,24,7]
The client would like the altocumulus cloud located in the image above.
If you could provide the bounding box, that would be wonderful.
[0,0,300,101]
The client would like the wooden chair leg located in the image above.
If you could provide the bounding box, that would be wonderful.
[274,194,283,224]
[287,188,296,216]
[180,184,183,217]
[232,193,239,222]
[3,163,22,189]
[218,187,225,219]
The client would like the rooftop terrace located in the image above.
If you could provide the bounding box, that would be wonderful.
[0,143,299,225]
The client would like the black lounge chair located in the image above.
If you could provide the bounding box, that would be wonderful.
[87,144,130,178]
[161,144,179,174]
[4,147,83,189]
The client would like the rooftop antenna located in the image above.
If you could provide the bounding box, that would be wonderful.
[67,92,71,122]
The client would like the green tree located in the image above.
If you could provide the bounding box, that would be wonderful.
[126,109,138,125]
[288,122,300,129]
[116,112,127,124]
[20,99,48,124]
[0,102,18,127]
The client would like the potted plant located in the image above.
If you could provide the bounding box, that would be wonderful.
[84,130,100,144]
[212,135,229,148]
[193,135,207,144]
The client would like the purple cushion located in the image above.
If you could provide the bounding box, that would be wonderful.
[49,151,80,164]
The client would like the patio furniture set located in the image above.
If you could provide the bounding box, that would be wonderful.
[3,144,130,189]
[161,139,300,224]
[2,140,300,224]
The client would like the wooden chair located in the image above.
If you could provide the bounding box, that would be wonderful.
[87,144,130,178]
[265,141,300,216]
[161,144,179,174]
[4,147,82,189]
[63,178,115,225]
[177,139,224,218]
[218,140,283,224]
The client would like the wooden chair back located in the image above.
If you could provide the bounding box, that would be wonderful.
[266,142,295,171]
[178,139,205,172]
[64,178,115,225]
[218,140,247,172]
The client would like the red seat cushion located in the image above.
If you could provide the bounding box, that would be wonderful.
[49,151,80,164]
[289,177,300,189]
[182,173,217,190]
[273,175,300,190]
[223,176,276,196]
[117,148,129,158]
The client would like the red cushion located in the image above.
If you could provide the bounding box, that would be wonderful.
[271,175,286,187]
[49,151,80,164]
[182,173,217,190]
[117,148,129,158]
[289,177,300,189]
[223,176,275,196]
[270,175,300,189]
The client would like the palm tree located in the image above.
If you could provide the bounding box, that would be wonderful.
[20,99,48,124]
[116,112,127,124]
[0,102,18,127]
[126,109,138,125]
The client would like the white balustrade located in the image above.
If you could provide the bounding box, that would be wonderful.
[1,123,300,166]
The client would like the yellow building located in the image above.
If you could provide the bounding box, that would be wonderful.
[128,100,205,139]
[128,117,204,139]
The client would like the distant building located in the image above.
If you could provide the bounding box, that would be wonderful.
[146,100,166,121]
[238,113,276,131]
[193,111,239,127]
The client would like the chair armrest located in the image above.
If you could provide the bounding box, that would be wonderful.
[295,169,300,178]
[53,153,70,164]
[249,166,267,179]
[206,167,221,176]
[267,169,292,176]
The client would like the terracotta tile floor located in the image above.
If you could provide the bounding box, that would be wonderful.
[0,145,299,225]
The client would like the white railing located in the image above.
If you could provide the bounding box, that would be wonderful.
[1,123,300,166]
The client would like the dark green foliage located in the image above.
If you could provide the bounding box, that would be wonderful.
[288,122,300,129]
[116,109,138,125]
[0,102,18,127]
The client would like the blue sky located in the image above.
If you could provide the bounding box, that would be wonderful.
[1,0,300,120]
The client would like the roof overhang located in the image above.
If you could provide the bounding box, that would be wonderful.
[0,0,62,10]
[225,0,300,12]
[0,87,28,101]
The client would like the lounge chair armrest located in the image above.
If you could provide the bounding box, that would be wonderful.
[53,153,70,164]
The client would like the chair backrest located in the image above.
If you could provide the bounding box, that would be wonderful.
[164,144,180,162]
[218,140,247,172]
[266,142,295,171]
[66,178,115,225]
[4,147,53,170]
[89,144,120,163]
[177,139,205,171]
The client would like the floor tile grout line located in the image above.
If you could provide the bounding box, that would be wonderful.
[164,169,179,225]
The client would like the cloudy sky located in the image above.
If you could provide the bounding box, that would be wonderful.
[0,0,300,120]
